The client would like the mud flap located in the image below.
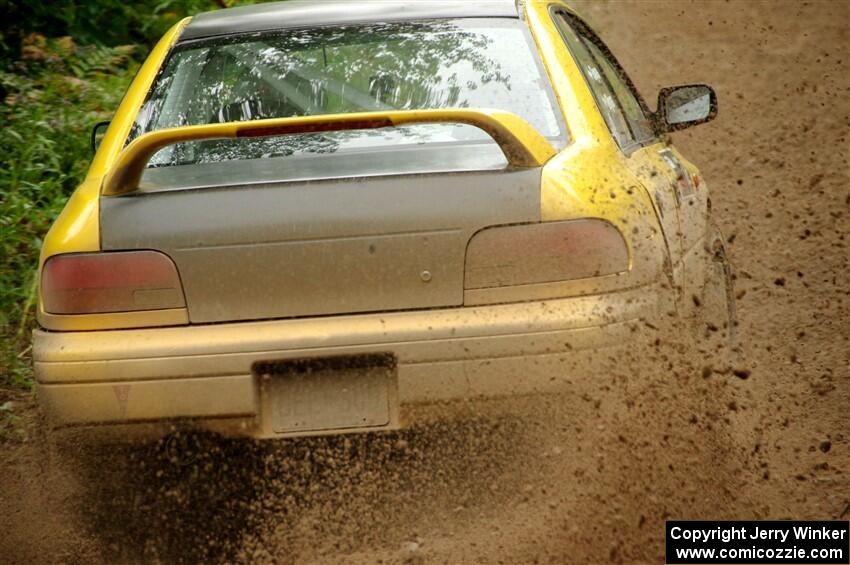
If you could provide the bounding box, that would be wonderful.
[703,227,737,339]
[695,224,739,371]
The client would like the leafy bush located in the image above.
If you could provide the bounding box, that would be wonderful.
[0,0,226,63]
[0,34,139,387]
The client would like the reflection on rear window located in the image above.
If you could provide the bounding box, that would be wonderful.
[131,19,564,167]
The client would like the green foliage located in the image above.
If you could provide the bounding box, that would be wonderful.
[0,34,140,388]
[0,0,228,65]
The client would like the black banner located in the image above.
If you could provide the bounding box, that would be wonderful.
[666,521,849,564]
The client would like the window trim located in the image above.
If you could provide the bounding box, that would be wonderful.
[549,5,659,156]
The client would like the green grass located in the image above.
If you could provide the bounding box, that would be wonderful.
[0,36,139,389]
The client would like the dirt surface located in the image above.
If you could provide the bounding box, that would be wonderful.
[1,1,847,563]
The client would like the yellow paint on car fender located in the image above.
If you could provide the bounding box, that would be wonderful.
[36,18,191,329]
[525,1,667,280]
[39,17,191,268]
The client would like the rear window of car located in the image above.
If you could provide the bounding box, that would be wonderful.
[130,18,566,169]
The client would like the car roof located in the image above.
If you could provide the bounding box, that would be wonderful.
[180,0,520,41]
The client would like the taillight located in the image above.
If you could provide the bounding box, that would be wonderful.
[464,219,628,289]
[41,251,185,314]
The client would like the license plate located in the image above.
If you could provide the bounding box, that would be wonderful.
[255,353,398,435]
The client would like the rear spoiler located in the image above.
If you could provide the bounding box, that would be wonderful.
[101,109,557,196]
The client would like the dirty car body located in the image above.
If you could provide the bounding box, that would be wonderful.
[34,0,729,439]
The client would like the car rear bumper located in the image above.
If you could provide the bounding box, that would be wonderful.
[33,284,671,439]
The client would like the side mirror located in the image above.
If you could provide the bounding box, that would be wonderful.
[656,85,717,132]
[91,120,110,154]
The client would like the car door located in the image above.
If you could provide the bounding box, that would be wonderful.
[551,10,688,292]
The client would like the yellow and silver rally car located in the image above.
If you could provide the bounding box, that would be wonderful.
[34,0,734,439]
